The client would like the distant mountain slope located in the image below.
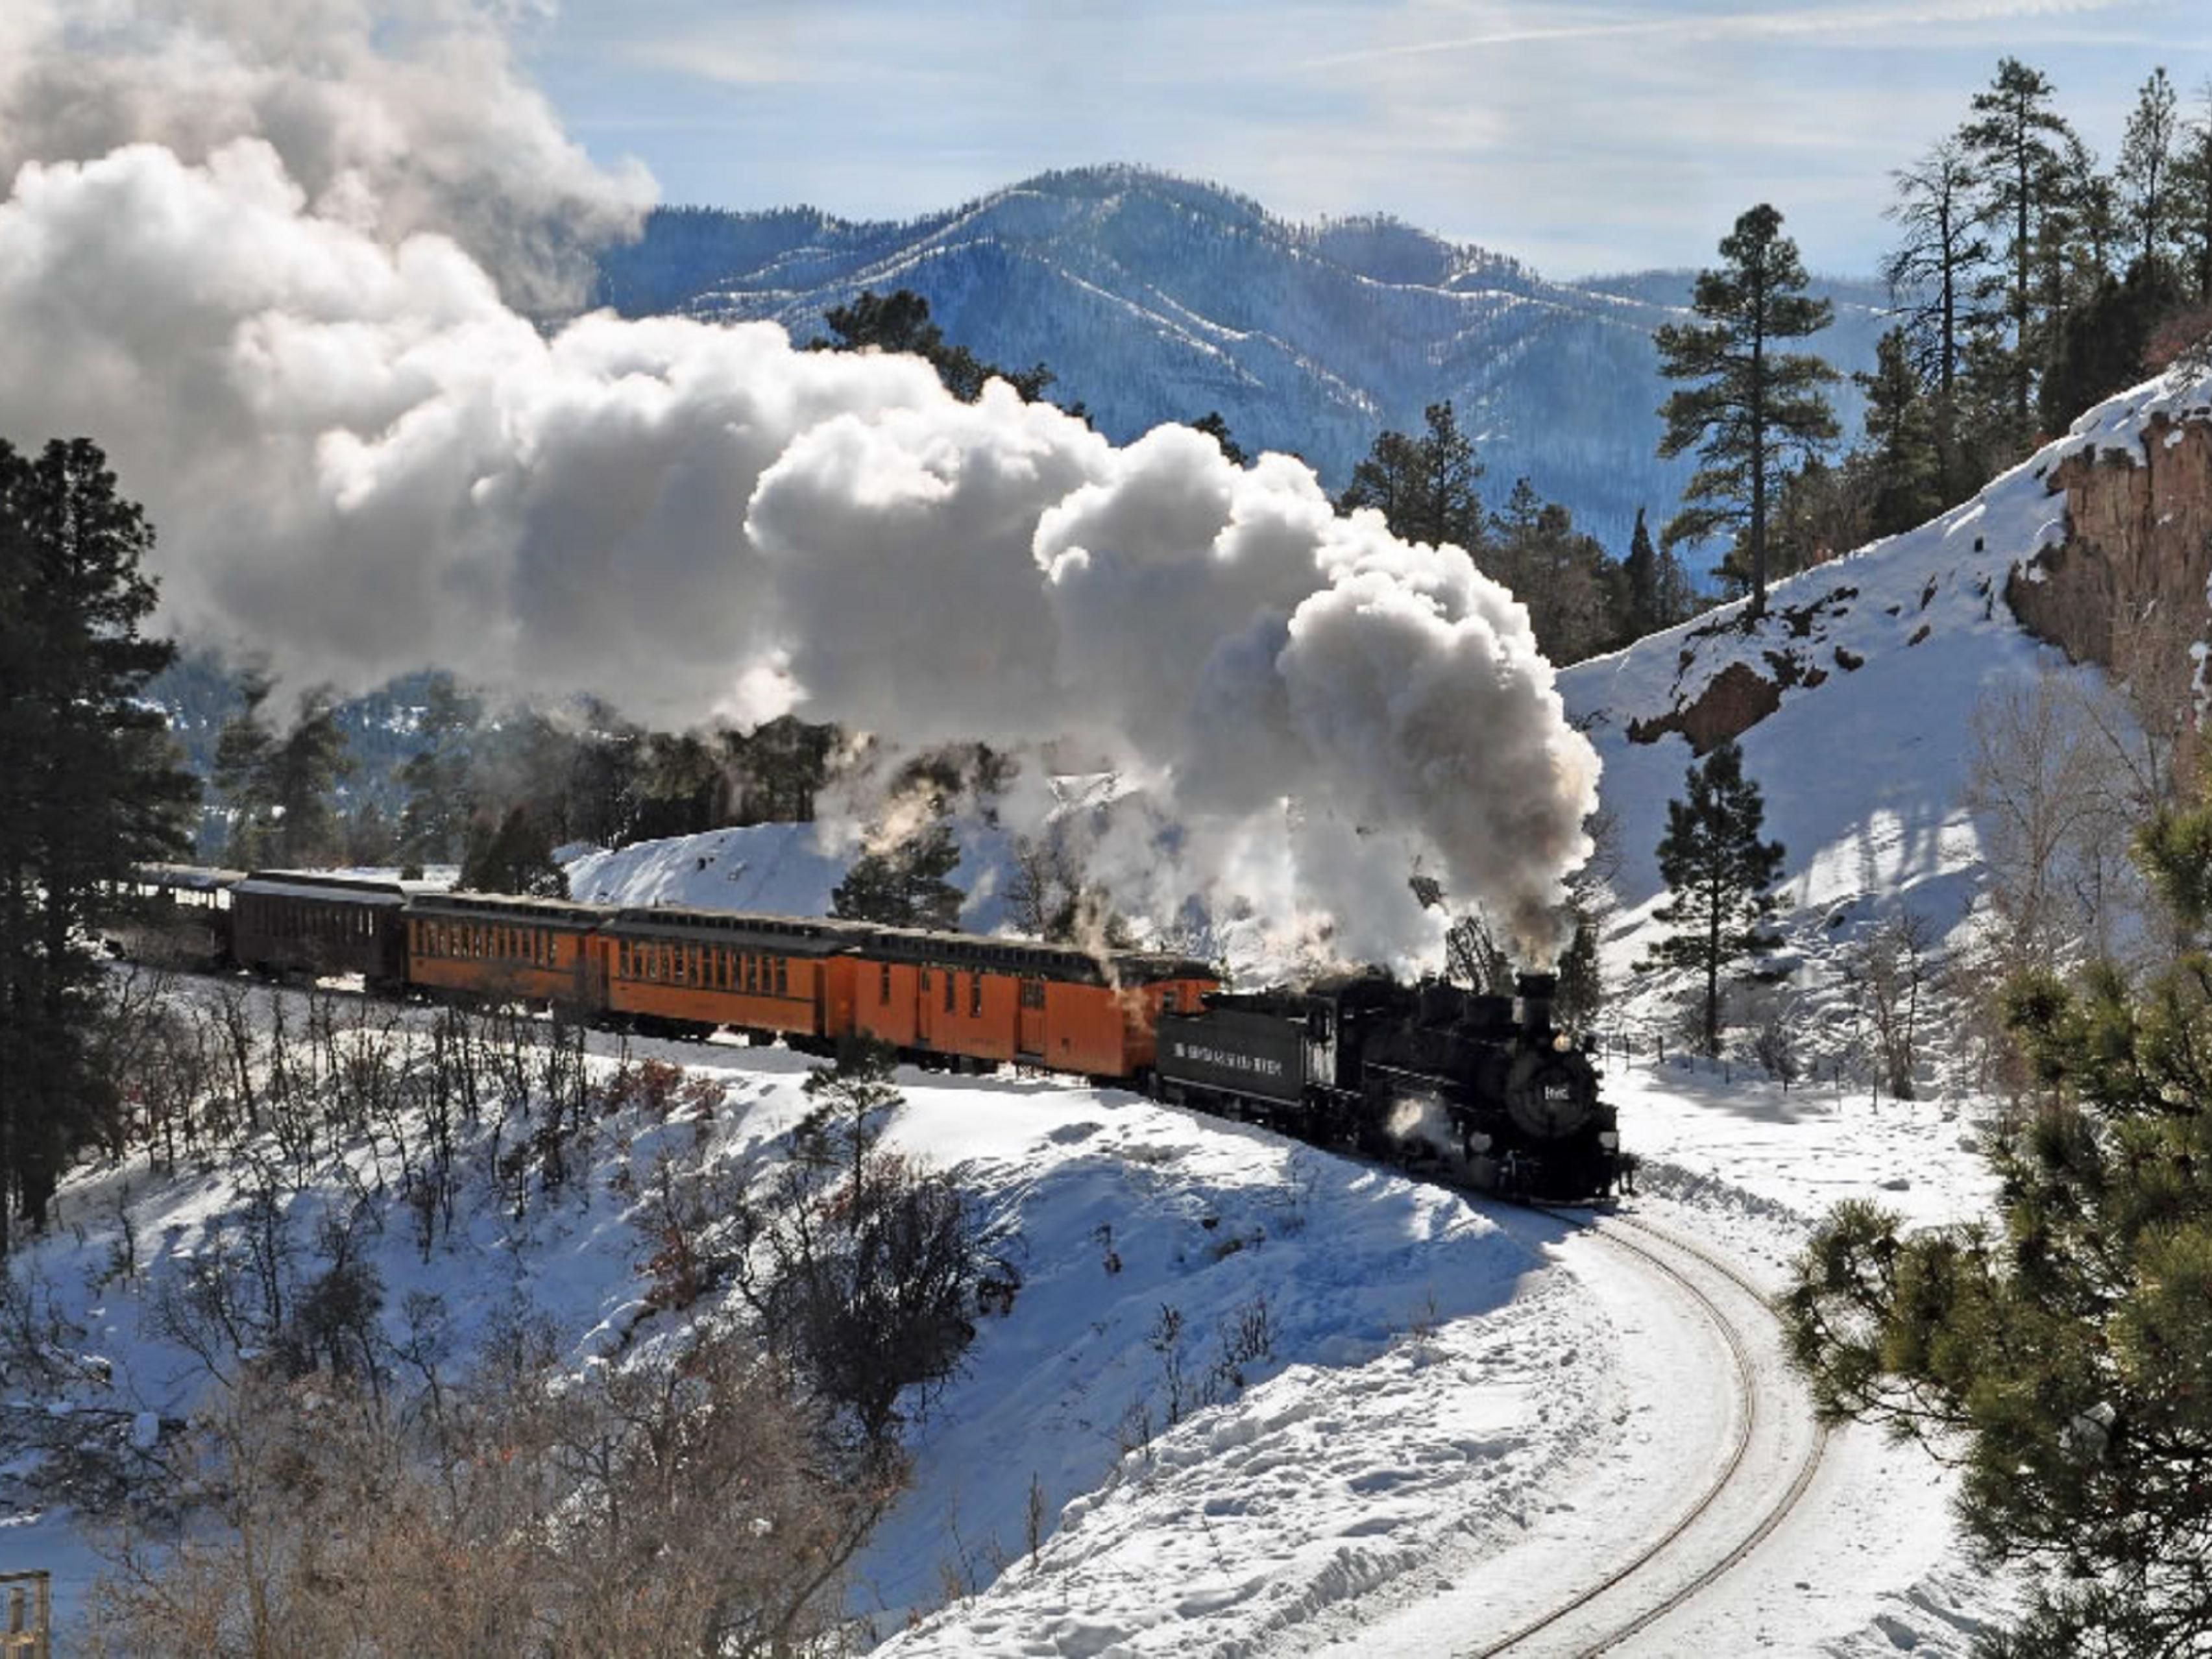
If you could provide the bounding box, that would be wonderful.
[595,165,1888,559]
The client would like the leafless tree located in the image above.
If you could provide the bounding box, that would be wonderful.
[1843,911,1936,1101]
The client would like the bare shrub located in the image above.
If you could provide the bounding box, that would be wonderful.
[1843,911,1936,1101]
[732,1041,991,1451]
[88,1322,888,1658]
[1737,984,1801,1085]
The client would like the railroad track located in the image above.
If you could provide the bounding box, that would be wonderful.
[1465,1207,1830,1658]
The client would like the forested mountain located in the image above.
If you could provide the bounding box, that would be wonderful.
[595,165,1888,556]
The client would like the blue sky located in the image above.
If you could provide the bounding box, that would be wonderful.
[523,0,2210,278]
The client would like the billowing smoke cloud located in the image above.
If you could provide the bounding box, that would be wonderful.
[0,0,651,310]
[0,3,1599,971]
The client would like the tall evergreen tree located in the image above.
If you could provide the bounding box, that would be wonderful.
[215,676,354,868]
[0,439,193,1248]
[1335,400,1485,552]
[829,821,965,930]
[1884,138,1993,496]
[1785,795,2212,1654]
[2119,66,2183,279]
[396,675,480,865]
[1486,479,1620,664]
[1189,411,1248,468]
[2041,256,2186,432]
[1642,738,1787,1056]
[1960,56,2075,438]
[459,805,569,899]
[1857,328,1947,538]
[2177,78,2212,304]
[1621,507,1663,639]
[1655,203,1840,620]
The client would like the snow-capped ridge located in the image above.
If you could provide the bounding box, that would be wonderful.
[593,163,1889,559]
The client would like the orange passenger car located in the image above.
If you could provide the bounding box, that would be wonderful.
[595,908,875,1042]
[854,928,1219,1078]
[405,892,615,1008]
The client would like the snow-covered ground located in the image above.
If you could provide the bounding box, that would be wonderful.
[0,1008,2006,1656]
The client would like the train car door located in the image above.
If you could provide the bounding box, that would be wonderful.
[1017,978,1047,1058]
[579,934,608,1014]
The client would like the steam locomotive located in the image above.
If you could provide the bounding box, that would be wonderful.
[1156,969,1619,1200]
[112,866,1623,1200]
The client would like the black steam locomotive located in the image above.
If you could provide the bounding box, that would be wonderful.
[1154,969,1620,1200]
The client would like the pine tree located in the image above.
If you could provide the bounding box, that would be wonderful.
[396,675,480,864]
[1883,138,1993,497]
[1857,328,1947,539]
[215,676,354,868]
[1960,56,2076,440]
[1655,204,1840,619]
[2177,78,2212,304]
[1189,411,1248,467]
[1485,481,1620,663]
[0,439,193,1248]
[1784,795,2212,1653]
[829,821,965,930]
[2041,256,2186,432]
[1622,507,1662,640]
[459,805,569,899]
[1553,919,1604,1034]
[2119,66,2182,280]
[813,288,1054,403]
[1335,401,1485,552]
[1642,738,1787,1056]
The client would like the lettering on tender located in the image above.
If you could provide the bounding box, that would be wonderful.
[1171,1040,1286,1079]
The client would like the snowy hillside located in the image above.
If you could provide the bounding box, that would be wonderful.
[565,819,1016,933]
[593,166,1888,559]
[0,980,2006,1656]
[1562,359,2212,1067]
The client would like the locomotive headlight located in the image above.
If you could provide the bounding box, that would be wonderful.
[1599,1132,1620,1150]
[1552,1032,1572,1052]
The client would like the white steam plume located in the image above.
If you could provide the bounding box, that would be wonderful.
[0,4,1599,970]
[0,0,651,310]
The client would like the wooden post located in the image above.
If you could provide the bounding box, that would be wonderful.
[0,1571,50,1658]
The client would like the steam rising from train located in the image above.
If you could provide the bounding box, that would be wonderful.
[0,1,1600,969]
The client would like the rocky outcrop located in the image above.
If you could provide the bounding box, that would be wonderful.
[1625,585,1855,754]
[2006,413,2212,675]
[1625,661,1781,754]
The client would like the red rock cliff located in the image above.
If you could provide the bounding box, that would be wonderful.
[2006,413,2212,676]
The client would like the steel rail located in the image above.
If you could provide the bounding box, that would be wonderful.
[1464,1208,1828,1657]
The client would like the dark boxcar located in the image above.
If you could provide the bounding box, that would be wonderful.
[230,871,420,989]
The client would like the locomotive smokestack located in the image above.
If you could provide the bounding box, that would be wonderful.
[1516,971,1558,1037]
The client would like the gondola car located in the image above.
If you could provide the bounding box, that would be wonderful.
[229,871,428,993]
[106,864,246,969]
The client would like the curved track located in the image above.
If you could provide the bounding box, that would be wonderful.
[1465,1207,1830,1658]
